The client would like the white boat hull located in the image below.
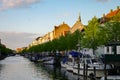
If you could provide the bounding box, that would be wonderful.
[100,75,120,80]
[73,67,106,78]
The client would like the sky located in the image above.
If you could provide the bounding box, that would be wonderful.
[0,0,119,50]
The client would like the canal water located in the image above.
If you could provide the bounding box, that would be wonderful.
[0,55,78,80]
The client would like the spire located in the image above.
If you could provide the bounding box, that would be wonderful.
[78,13,81,22]
[63,21,65,24]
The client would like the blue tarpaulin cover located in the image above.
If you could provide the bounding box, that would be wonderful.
[69,51,82,57]
[62,57,68,63]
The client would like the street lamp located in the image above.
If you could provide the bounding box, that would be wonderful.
[76,43,80,80]
[0,49,1,56]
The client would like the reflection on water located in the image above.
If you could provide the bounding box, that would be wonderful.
[43,65,68,80]
[0,55,79,80]
[0,56,52,80]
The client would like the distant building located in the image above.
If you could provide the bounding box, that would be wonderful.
[70,14,84,33]
[28,14,86,49]
[53,22,70,39]
[49,31,54,41]
[31,39,39,46]
[36,32,54,44]
[43,32,51,42]
[37,37,42,44]
[28,15,85,48]
[29,22,70,47]
[16,47,27,53]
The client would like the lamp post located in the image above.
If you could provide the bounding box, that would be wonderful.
[76,43,80,80]
[0,49,1,57]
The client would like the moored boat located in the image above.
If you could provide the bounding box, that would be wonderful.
[73,57,111,78]
[100,75,120,80]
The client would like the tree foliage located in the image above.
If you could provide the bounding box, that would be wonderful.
[81,17,102,55]
[0,44,13,57]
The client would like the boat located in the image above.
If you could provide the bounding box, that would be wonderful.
[43,57,54,65]
[73,55,111,78]
[65,58,74,72]
[61,51,82,72]
[61,56,68,68]
[100,75,120,80]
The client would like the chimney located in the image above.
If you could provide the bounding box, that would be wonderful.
[63,21,65,24]
[110,9,113,12]
[103,14,105,17]
[117,6,119,10]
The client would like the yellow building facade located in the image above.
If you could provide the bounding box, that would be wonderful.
[53,22,70,39]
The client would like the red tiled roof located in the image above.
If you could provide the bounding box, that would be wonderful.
[106,9,120,18]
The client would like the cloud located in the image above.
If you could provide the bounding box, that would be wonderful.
[0,0,40,10]
[96,0,111,2]
[0,31,42,50]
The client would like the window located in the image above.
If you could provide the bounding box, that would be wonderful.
[112,46,115,53]
[107,47,109,53]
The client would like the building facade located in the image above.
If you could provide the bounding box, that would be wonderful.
[70,15,84,33]
[53,22,70,39]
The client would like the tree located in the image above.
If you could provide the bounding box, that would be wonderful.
[104,22,120,42]
[82,17,101,55]
[0,44,13,59]
[100,12,120,44]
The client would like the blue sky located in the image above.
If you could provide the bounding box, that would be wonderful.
[0,0,119,50]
